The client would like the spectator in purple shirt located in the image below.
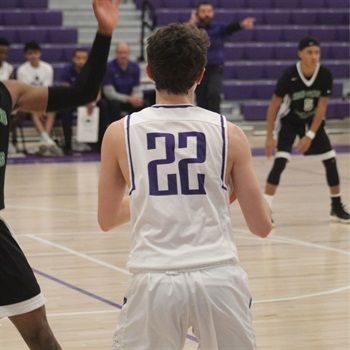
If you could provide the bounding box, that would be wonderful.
[103,42,155,122]
[58,48,109,154]
[188,1,255,113]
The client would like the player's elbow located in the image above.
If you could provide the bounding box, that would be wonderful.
[98,214,114,232]
[250,221,272,238]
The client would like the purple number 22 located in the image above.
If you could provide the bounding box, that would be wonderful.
[147,132,206,196]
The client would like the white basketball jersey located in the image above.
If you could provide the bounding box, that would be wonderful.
[125,104,239,271]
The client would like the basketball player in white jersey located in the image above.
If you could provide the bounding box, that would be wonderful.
[98,23,272,350]
[0,1,120,348]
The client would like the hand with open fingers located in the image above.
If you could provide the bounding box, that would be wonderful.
[297,136,311,153]
[93,0,121,36]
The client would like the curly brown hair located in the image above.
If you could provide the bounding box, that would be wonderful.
[147,23,209,95]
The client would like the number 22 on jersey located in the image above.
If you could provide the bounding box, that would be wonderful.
[147,131,207,196]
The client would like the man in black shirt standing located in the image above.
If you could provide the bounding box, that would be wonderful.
[263,36,349,224]
[188,1,255,113]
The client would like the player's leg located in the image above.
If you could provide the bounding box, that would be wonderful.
[304,122,350,223]
[264,118,296,211]
[0,218,61,349]
[9,306,61,350]
[190,265,256,350]
[112,273,189,350]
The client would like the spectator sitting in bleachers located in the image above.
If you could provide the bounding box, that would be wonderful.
[16,41,62,156]
[0,38,14,81]
[103,42,155,123]
[57,48,109,155]
[0,38,17,155]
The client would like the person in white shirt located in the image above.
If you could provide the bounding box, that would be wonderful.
[0,38,17,154]
[0,38,14,81]
[16,41,61,156]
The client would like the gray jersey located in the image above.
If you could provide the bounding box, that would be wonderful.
[125,104,239,271]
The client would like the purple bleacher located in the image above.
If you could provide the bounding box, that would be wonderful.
[163,0,191,8]
[272,44,296,59]
[329,44,350,60]
[223,81,255,100]
[194,0,219,7]
[6,47,23,63]
[272,0,299,8]
[0,28,17,42]
[34,11,62,26]
[290,11,318,25]
[223,44,246,60]
[16,28,48,43]
[1,11,33,26]
[156,10,181,25]
[263,10,290,25]
[214,11,238,23]
[332,82,343,98]
[254,82,276,99]
[336,27,349,42]
[299,0,326,8]
[0,10,62,27]
[325,101,337,119]
[48,28,78,44]
[226,29,254,42]
[309,26,338,42]
[324,61,350,79]
[19,0,48,8]
[334,100,350,119]
[246,0,273,8]
[254,27,283,42]
[0,0,19,8]
[325,0,349,8]
[282,26,310,42]
[41,47,65,62]
[241,102,269,121]
[245,44,274,60]
[318,10,347,25]
[52,63,66,82]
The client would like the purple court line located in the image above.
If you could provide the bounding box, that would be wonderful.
[7,144,349,165]
[32,268,199,343]
[32,268,122,309]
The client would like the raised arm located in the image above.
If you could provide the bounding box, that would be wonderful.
[6,0,120,113]
[227,123,272,237]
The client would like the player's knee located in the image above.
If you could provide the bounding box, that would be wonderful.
[322,157,339,187]
[267,157,288,185]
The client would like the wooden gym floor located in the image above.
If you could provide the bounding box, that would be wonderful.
[1,131,349,349]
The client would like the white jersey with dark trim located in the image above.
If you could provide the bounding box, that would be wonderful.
[125,104,239,271]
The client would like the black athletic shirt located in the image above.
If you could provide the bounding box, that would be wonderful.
[0,82,12,210]
[274,63,333,123]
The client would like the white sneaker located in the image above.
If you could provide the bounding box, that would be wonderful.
[72,142,91,152]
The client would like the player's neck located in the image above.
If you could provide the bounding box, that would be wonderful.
[156,89,195,105]
[300,62,316,78]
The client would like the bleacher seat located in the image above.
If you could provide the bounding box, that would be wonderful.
[0,10,62,27]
